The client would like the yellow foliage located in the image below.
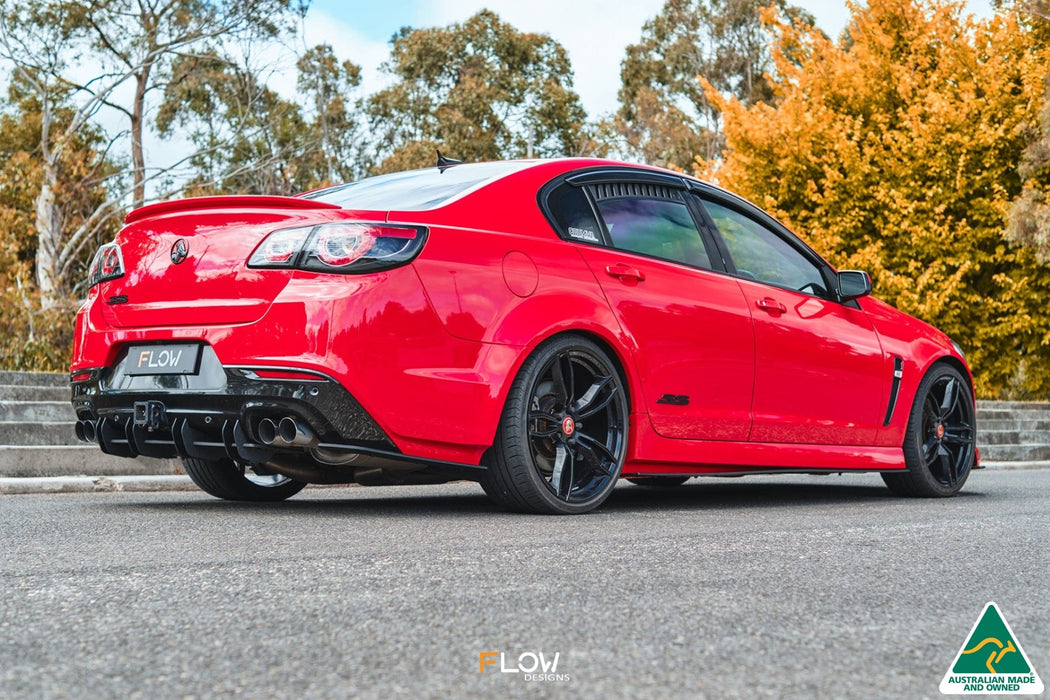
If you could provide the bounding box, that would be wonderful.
[699,0,1050,398]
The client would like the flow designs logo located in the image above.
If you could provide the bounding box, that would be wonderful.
[940,602,1043,694]
[479,651,570,682]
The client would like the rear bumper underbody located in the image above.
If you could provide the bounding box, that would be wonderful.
[70,345,486,484]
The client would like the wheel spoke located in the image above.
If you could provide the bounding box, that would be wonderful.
[529,411,560,424]
[937,445,955,486]
[576,440,613,476]
[550,444,574,498]
[577,384,618,420]
[939,378,958,419]
[572,375,612,414]
[551,353,575,405]
[943,430,973,446]
[577,431,617,466]
[922,435,940,465]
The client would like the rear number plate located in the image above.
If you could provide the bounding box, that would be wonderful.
[126,344,201,376]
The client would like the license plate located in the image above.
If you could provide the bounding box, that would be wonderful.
[125,344,202,376]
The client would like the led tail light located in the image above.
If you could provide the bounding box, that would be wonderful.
[249,223,425,274]
[88,243,125,287]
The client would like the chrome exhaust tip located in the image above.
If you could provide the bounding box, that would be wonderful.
[278,417,317,447]
[257,418,278,445]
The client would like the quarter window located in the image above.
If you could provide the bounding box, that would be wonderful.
[701,200,827,295]
[545,183,603,244]
[595,197,712,270]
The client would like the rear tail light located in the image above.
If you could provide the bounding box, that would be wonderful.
[88,243,125,287]
[249,223,425,274]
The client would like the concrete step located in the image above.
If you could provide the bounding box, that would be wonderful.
[976,409,1050,423]
[0,371,67,387]
[0,445,179,478]
[978,444,1050,461]
[977,430,1050,446]
[0,401,77,422]
[0,384,70,402]
[979,418,1050,431]
[977,400,1050,410]
[0,421,79,446]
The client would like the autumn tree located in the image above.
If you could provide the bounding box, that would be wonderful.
[366,10,588,173]
[617,0,816,170]
[0,82,120,369]
[704,0,1050,398]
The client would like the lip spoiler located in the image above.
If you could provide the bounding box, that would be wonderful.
[125,195,341,225]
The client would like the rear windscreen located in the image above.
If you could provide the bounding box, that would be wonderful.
[303,161,530,211]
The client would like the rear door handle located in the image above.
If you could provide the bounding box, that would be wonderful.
[605,264,645,282]
[755,297,787,314]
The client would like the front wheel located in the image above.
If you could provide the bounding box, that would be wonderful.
[481,335,629,514]
[182,457,307,501]
[882,363,975,497]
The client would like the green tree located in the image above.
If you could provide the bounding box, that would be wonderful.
[157,44,365,195]
[705,0,1050,398]
[617,0,815,170]
[366,10,588,173]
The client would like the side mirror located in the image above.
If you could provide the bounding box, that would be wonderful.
[838,270,872,300]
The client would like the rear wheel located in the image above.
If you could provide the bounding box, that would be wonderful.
[182,457,307,501]
[481,335,629,514]
[882,363,975,497]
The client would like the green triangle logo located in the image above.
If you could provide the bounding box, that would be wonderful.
[940,602,1043,694]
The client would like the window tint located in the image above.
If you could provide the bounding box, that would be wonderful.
[304,161,529,211]
[701,200,827,295]
[595,198,711,269]
[546,183,602,243]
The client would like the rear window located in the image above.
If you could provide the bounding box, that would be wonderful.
[303,162,530,211]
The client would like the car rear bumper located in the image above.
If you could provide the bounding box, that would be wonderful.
[70,345,487,482]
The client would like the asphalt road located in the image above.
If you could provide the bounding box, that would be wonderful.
[2,468,1048,699]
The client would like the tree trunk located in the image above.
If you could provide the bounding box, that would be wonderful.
[34,159,60,309]
[131,67,150,208]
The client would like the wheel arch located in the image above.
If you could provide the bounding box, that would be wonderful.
[485,324,640,447]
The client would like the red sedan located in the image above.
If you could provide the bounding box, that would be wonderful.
[70,158,977,513]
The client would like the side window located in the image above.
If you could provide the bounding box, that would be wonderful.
[545,182,602,244]
[701,200,827,295]
[594,197,712,270]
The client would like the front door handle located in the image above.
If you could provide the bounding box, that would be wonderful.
[755,297,787,314]
[605,264,646,282]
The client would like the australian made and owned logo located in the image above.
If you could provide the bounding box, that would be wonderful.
[940,602,1043,695]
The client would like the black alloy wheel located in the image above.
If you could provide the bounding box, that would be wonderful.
[882,363,975,497]
[482,335,629,514]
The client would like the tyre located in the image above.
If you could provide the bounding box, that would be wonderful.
[627,476,689,487]
[881,363,975,497]
[182,457,307,501]
[481,335,629,514]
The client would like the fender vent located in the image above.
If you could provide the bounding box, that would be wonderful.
[591,182,684,202]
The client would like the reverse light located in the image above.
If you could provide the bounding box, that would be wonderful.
[88,243,125,287]
[249,222,425,274]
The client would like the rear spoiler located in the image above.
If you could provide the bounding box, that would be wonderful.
[125,195,340,225]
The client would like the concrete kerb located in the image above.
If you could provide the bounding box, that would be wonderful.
[0,475,196,495]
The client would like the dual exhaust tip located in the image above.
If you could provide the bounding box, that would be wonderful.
[75,419,98,443]
[257,416,317,448]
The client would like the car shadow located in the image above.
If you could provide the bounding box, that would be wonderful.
[110,475,985,519]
